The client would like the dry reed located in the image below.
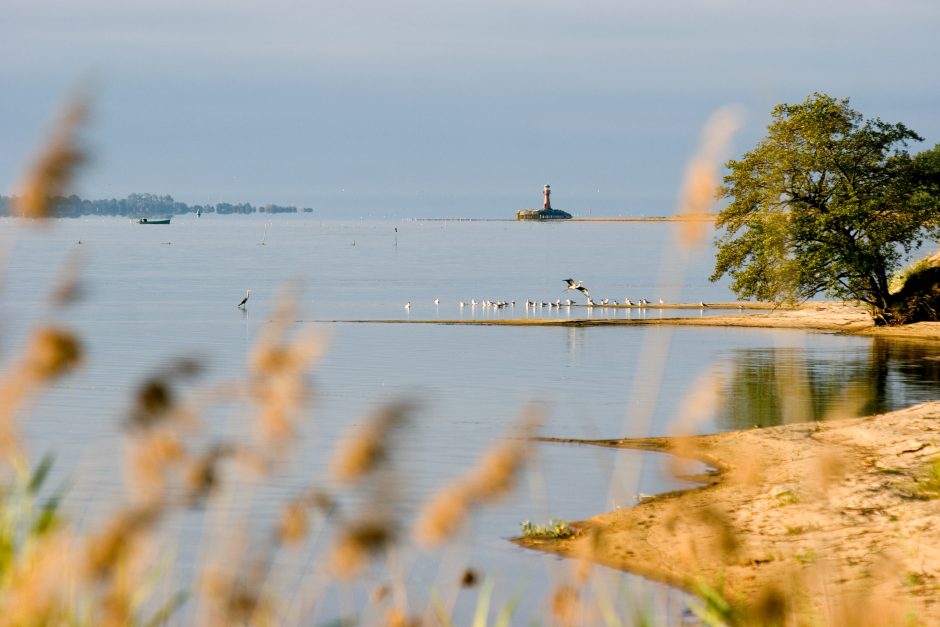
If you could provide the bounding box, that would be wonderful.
[13,90,90,220]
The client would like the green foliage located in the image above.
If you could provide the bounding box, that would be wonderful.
[711,93,940,324]
[883,252,940,323]
[910,457,940,499]
[431,579,522,627]
[889,254,940,295]
[773,489,800,506]
[688,579,745,626]
[0,456,184,626]
[0,454,64,580]
[794,549,817,564]
[519,518,575,540]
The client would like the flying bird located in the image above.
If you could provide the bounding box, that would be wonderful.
[237,289,250,309]
[564,278,590,298]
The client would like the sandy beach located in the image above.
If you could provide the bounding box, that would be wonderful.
[514,302,940,624]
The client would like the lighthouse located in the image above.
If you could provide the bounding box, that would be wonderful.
[516,183,572,220]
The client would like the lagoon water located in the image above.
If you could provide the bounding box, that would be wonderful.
[3,214,940,623]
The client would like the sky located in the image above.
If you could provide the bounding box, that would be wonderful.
[3,0,939,218]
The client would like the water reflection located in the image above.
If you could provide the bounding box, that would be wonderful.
[716,338,940,430]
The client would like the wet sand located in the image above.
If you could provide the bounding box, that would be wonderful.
[334,300,875,332]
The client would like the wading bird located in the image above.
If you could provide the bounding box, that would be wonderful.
[237,289,250,309]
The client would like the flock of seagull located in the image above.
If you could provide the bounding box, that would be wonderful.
[402,279,710,311]
[237,279,712,312]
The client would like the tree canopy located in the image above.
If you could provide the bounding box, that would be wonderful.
[710,92,940,324]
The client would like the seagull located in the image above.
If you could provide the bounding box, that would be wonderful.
[566,298,574,306]
[624,298,633,306]
[434,298,440,305]
[459,301,466,307]
[405,302,411,310]
[564,278,590,298]
[237,289,251,309]
[658,298,664,305]
[699,301,707,307]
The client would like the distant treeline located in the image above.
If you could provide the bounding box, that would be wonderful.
[0,193,313,218]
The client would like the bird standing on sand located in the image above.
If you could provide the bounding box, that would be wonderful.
[237,289,251,309]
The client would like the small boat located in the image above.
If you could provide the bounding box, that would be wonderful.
[138,217,171,225]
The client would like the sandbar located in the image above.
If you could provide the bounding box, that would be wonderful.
[513,302,940,623]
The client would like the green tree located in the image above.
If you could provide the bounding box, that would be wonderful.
[710,93,940,325]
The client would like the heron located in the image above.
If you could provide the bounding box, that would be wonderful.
[564,278,590,298]
[237,289,251,309]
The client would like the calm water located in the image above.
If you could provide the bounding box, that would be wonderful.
[3,215,940,623]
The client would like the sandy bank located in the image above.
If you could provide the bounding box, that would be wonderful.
[519,401,940,623]
[334,301,887,334]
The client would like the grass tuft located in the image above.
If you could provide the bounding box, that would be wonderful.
[520,518,576,540]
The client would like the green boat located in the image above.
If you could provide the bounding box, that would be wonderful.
[138,217,171,225]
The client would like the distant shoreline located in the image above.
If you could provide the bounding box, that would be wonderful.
[569,215,716,222]
[415,215,716,222]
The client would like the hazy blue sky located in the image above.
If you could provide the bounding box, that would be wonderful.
[3,0,939,217]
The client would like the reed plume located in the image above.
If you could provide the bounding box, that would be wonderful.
[14,90,90,220]
[674,105,743,248]
[248,292,324,449]
[0,326,82,457]
[330,400,412,484]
